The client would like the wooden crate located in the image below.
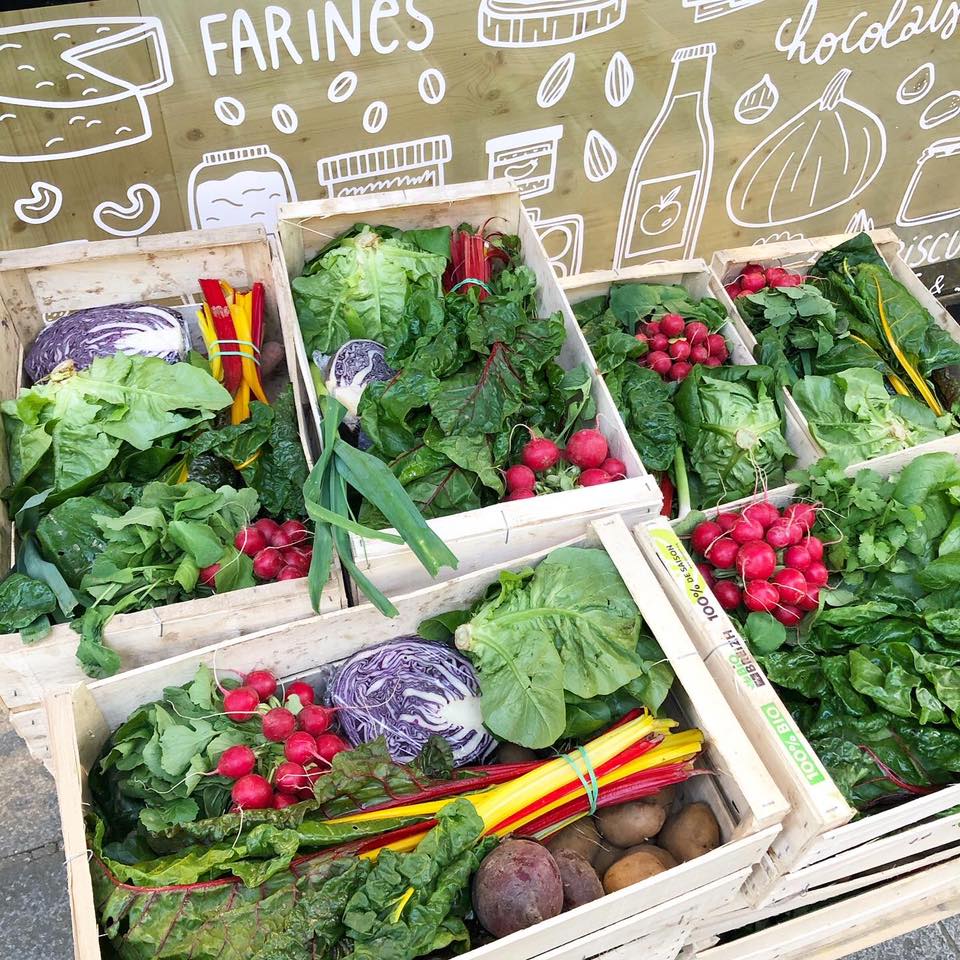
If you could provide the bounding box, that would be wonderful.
[46,514,786,960]
[0,227,348,763]
[275,180,661,597]
[632,439,960,910]
[558,261,821,470]
[709,229,960,464]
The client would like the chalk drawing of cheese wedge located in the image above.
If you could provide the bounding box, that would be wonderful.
[477,0,627,48]
[0,16,172,163]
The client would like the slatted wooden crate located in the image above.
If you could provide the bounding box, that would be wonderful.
[0,227,347,763]
[275,180,662,598]
[632,439,960,918]
[47,514,786,960]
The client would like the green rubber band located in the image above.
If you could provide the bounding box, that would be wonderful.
[561,746,599,815]
[451,278,493,294]
[209,339,261,365]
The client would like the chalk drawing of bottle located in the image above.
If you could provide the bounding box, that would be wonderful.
[614,43,715,268]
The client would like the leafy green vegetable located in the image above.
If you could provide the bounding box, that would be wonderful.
[0,572,56,634]
[35,495,122,586]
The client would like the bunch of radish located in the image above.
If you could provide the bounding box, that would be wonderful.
[215,669,351,810]
[200,518,313,590]
[724,262,805,298]
[687,500,829,628]
[635,312,729,383]
[503,429,626,502]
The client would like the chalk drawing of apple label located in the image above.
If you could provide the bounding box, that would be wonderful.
[187,145,297,232]
[486,125,564,200]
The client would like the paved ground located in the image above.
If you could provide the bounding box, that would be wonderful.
[0,706,956,959]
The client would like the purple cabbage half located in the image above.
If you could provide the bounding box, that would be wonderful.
[330,637,495,765]
[25,303,190,383]
[320,339,396,450]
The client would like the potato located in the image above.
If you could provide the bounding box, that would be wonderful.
[497,742,538,765]
[596,800,667,847]
[658,803,720,863]
[552,849,604,910]
[602,850,668,894]
[649,785,677,809]
[546,818,600,863]
[623,844,677,870]
[591,836,624,876]
[472,839,563,937]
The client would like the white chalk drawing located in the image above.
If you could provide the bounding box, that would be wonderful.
[726,69,886,228]
[583,129,617,182]
[214,96,245,127]
[920,91,960,130]
[735,74,779,125]
[317,135,452,198]
[897,137,960,227]
[604,52,634,107]
[477,0,627,48]
[187,145,297,232]
[362,101,388,134]
[752,231,803,245]
[0,17,172,162]
[527,207,584,278]
[14,180,62,224]
[929,274,946,296]
[486,125,564,200]
[272,103,298,135]
[845,209,875,234]
[93,183,160,237]
[682,0,765,21]
[897,63,935,105]
[614,43,715,267]
[327,71,358,104]
[418,68,445,105]
[537,52,575,109]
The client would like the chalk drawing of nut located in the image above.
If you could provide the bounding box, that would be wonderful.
[363,101,388,134]
[14,181,62,225]
[214,96,246,126]
[418,68,446,105]
[328,71,358,104]
[272,103,299,134]
[537,52,576,109]
[584,130,617,182]
[605,52,634,108]
[93,183,161,238]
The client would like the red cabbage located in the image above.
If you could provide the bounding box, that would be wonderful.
[330,637,495,765]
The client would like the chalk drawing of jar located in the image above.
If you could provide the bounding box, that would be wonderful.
[187,145,297,232]
[897,137,960,227]
[486,125,564,200]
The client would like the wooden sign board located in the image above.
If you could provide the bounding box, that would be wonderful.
[0,0,958,297]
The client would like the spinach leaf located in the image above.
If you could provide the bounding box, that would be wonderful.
[0,572,56,633]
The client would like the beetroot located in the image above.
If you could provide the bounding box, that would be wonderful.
[806,561,829,587]
[784,545,812,571]
[505,464,536,492]
[252,517,282,545]
[742,501,780,529]
[262,707,297,742]
[735,540,776,581]
[285,731,319,764]
[705,537,739,569]
[647,351,672,376]
[216,744,257,779]
[223,686,260,722]
[743,580,780,613]
[691,520,723,555]
[730,517,764,545]
[566,429,608,469]
[578,468,611,487]
[773,568,807,605]
[199,563,221,589]
[231,774,274,809]
[773,604,803,627]
[234,526,267,558]
[253,548,285,580]
[286,680,316,705]
[601,457,627,479]
[244,669,278,700]
[668,361,693,381]
[522,437,561,472]
[669,340,691,361]
[660,313,685,338]
[712,580,741,611]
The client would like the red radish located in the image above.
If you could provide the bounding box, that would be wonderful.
[579,468,611,486]
[773,568,808,605]
[566,429,608,469]
[274,762,310,796]
[704,356,723,367]
[783,502,818,532]
[742,501,779,529]
[274,793,299,809]
[724,282,742,299]
[276,565,304,581]
[253,517,282,545]
[803,535,824,562]
[601,457,627,479]
[660,313,685,337]
[776,273,803,287]
[774,604,803,627]
[216,744,257,779]
[690,344,710,364]
[735,540,777,581]
[712,580,742,611]
[706,334,728,359]
[298,704,335,736]
[504,489,536,501]
[647,351,672,376]
[743,262,764,275]
[705,537,739,569]
[286,680,315,706]
[262,707,297,742]
[645,321,661,337]
[716,512,739,533]
[199,563,221,589]
[765,522,796,550]
[668,361,692,381]
[285,731,318,764]
[650,334,670,352]
[743,580,780,613]
[696,562,716,587]
[806,561,829,587]
[731,517,764,545]
[270,527,296,549]
[669,340,691,361]
[231,774,274,810]
[685,321,709,345]
[522,437,561,472]
[784,545,812,571]
[735,289,751,299]
[244,669,278,700]
[283,546,312,573]
[253,548,285,580]
[634,332,648,346]
[505,464,536,492]
[798,585,820,612]
[279,519,309,545]
[765,266,789,287]
[223,686,260,722]
[741,272,766,293]
[234,526,267,557]
[691,520,723,555]
[314,733,350,763]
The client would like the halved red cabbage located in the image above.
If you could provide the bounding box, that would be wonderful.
[25,303,190,383]
[322,339,396,417]
[330,637,495,765]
